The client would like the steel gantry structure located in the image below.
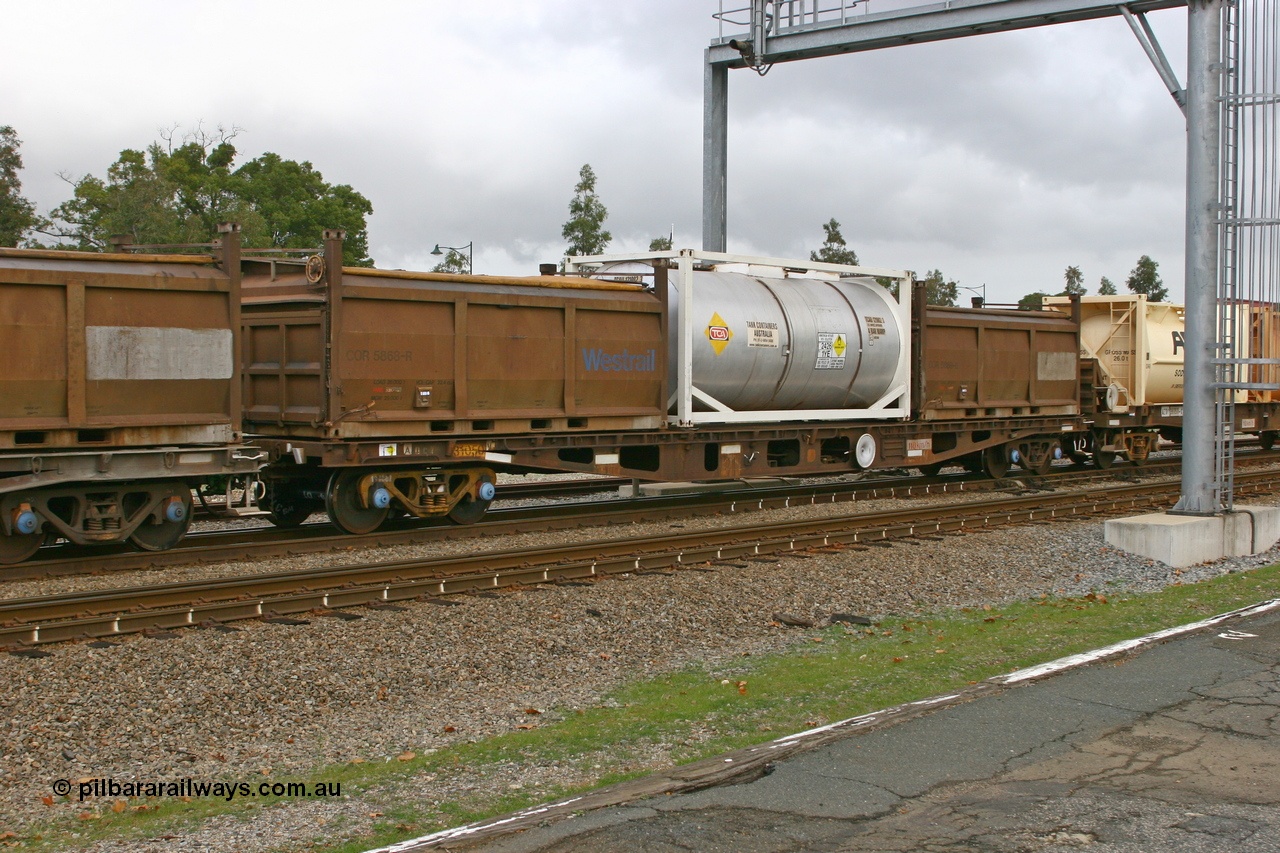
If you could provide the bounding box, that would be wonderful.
[704,0,1275,520]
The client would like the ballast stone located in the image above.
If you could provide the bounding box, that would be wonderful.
[1104,505,1280,567]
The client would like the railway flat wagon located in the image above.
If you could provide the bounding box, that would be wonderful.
[914,299,1082,476]
[241,231,666,532]
[0,225,261,562]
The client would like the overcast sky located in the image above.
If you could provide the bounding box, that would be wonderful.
[3,1,1191,304]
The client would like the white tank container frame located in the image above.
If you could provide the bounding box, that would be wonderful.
[564,249,913,431]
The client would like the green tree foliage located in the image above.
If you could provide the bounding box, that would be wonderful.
[810,218,859,266]
[431,249,470,274]
[1063,265,1085,295]
[1019,291,1050,310]
[0,126,39,247]
[648,234,673,251]
[561,164,611,257]
[921,269,958,306]
[43,126,373,265]
[1125,255,1167,302]
[1098,276,1118,295]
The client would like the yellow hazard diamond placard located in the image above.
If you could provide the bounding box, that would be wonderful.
[816,331,847,369]
[706,312,732,355]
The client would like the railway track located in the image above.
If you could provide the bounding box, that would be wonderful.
[4,467,1277,649]
[1,458,1190,582]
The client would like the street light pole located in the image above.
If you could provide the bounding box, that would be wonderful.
[957,283,986,308]
[430,241,474,275]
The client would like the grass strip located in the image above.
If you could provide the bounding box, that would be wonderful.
[17,561,1280,853]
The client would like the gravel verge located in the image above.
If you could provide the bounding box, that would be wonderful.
[2,476,1278,852]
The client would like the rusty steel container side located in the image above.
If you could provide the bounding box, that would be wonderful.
[0,245,241,450]
[240,252,666,440]
[916,302,1080,421]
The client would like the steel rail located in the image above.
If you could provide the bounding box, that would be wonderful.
[0,462,1146,581]
[2,470,1275,648]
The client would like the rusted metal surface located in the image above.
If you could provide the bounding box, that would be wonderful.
[4,469,1277,648]
[0,240,241,443]
[241,233,666,442]
[918,300,1081,420]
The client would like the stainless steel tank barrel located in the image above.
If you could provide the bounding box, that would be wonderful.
[598,263,904,411]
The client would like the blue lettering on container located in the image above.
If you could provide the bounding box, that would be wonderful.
[581,348,657,372]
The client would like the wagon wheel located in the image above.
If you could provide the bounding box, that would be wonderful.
[917,462,946,478]
[129,490,193,552]
[1090,432,1121,471]
[0,530,44,564]
[448,494,493,525]
[263,484,320,529]
[981,445,1010,479]
[325,469,389,535]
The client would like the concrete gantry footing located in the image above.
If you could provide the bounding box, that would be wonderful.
[1104,506,1280,567]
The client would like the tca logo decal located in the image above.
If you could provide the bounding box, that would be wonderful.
[706,312,732,355]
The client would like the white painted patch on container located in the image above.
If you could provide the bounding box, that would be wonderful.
[1037,351,1077,382]
[483,452,513,464]
[595,453,620,465]
[86,326,232,381]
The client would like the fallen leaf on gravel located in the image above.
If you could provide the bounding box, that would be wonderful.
[598,652,612,660]
[935,649,947,654]
[516,724,537,730]
[736,681,748,695]
[41,796,53,806]
[78,813,98,821]
[350,757,367,764]
[368,812,383,818]
[893,657,905,663]
[443,725,456,733]
[111,800,126,813]
[397,752,416,762]
[524,708,542,715]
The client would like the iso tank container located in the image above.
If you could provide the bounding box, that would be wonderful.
[665,270,902,410]
[240,246,666,440]
[1042,295,1185,411]
[588,255,913,424]
[916,302,1080,420]
[0,247,241,448]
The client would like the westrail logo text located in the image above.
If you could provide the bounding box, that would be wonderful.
[581,348,658,372]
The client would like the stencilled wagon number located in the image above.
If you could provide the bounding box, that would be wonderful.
[346,350,413,362]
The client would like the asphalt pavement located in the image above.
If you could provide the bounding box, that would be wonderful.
[379,600,1280,853]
